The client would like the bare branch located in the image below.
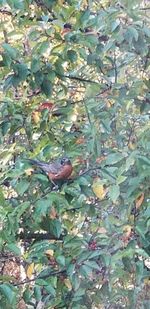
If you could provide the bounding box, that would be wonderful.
[18,232,63,241]
[60,74,99,84]
[13,269,66,286]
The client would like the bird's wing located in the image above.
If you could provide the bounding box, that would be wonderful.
[47,162,62,174]
[27,159,62,174]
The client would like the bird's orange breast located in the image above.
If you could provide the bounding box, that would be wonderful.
[48,164,73,180]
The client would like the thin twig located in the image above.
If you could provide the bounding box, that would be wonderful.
[60,74,99,84]
[77,166,116,180]
[3,30,8,43]
[140,7,150,10]
[113,52,118,84]
[13,269,66,286]
[14,89,41,100]
[18,232,64,241]
[0,9,13,15]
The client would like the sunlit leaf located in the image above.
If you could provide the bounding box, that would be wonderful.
[109,184,120,203]
[135,193,144,209]
[64,278,72,290]
[92,179,107,200]
[27,263,35,279]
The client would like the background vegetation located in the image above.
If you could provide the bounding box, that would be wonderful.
[0,0,150,308]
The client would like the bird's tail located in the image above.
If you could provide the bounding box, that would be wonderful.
[25,159,49,173]
[27,159,40,166]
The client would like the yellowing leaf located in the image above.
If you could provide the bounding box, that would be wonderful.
[75,136,85,144]
[96,156,106,164]
[26,263,34,279]
[128,142,136,150]
[144,278,150,285]
[122,225,132,244]
[98,227,107,234]
[123,225,132,236]
[25,168,34,176]
[49,207,57,219]
[92,180,107,200]
[64,278,72,290]
[32,111,40,124]
[45,249,54,257]
[135,193,144,209]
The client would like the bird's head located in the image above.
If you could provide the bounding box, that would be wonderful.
[60,157,71,165]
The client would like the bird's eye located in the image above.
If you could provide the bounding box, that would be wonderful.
[61,157,70,164]
[61,158,65,164]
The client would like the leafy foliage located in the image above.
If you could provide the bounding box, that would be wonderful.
[0,0,150,308]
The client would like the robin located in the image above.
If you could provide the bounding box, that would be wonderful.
[26,157,73,182]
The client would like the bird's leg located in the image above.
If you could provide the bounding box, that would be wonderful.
[50,179,59,191]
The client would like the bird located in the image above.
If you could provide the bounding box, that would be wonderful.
[26,157,73,182]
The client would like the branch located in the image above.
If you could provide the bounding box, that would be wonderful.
[77,166,116,180]
[66,206,83,212]
[18,232,64,241]
[78,167,102,177]
[13,269,66,286]
[14,89,41,100]
[140,7,150,10]
[95,86,111,98]
[113,52,118,84]
[0,9,13,15]
[3,30,9,43]
[60,74,99,84]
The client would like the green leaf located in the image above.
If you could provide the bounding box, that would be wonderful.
[111,20,120,32]
[135,248,149,258]
[105,153,125,165]
[137,155,150,166]
[13,63,28,80]
[64,183,81,197]
[0,275,13,282]
[84,260,100,271]
[34,199,51,217]
[80,264,92,277]
[12,202,30,218]
[3,75,13,91]
[44,284,56,296]
[0,284,16,304]
[16,180,30,196]
[2,43,18,60]
[85,84,101,97]
[103,40,115,52]
[67,50,78,63]
[83,34,99,46]
[34,286,41,301]
[74,288,86,299]
[71,274,81,291]
[40,218,62,238]
[1,121,10,136]
[0,188,6,205]
[79,10,90,27]
[6,243,21,256]
[109,184,120,202]
[133,34,149,56]
[116,175,127,184]
[41,79,52,96]
[23,287,32,303]
[56,255,65,266]
[77,177,89,186]
[50,219,62,238]
[129,26,139,41]
[11,63,29,87]
[31,58,41,73]
[67,264,76,278]
[37,41,49,55]
[34,71,44,86]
